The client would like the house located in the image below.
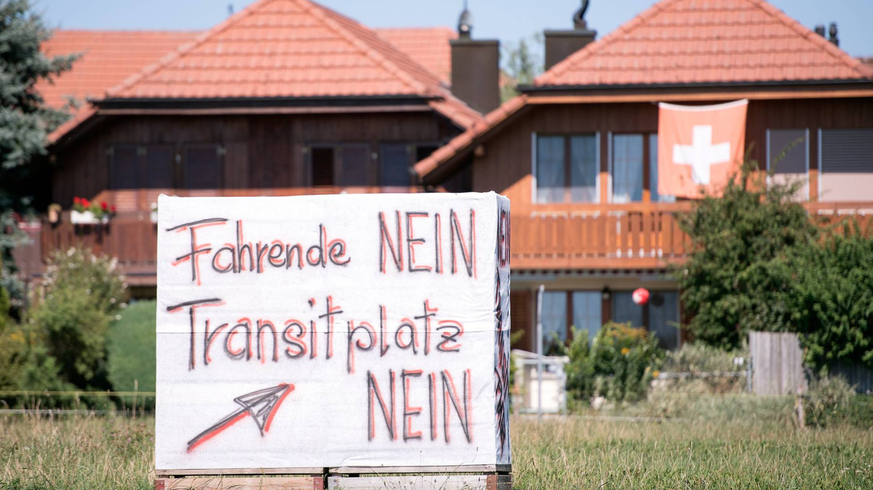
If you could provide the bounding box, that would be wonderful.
[415,0,873,352]
[25,0,873,351]
[33,0,499,295]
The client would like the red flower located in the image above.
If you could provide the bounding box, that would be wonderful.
[82,199,91,208]
[73,197,81,204]
[111,205,117,213]
[101,201,108,210]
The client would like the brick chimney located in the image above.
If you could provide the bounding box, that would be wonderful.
[450,2,500,114]
[544,0,597,71]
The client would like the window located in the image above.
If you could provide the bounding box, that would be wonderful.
[768,129,808,175]
[819,129,873,202]
[536,136,564,203]
[183,145,222,189]
[109,145,139,190]
[571,292,602,342]
[145,146,174,189]
[612,291,644,328]
[340,145,370,186]
[537,291,603,353]
[612,134,644,203]
[649,134,675,203]
[541,291,567,354]
[311,147,335,186]
[380,144,411,186]
[613,290,680,350]
[649,291,680,350]
[535,134,598,203]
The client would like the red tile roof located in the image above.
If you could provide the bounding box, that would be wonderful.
[37,30,200,109]
[537,0,873,87]
[107,0,459,101]
[376,27,456,84]
[417,0,873,179]
[43,1,478,144]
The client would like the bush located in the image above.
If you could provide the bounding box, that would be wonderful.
[805,372,855,427]
[564,322,664,403]
[43,247,127,316]
[788,222,873,370]
[662,342,747,374]
[33,288,112,390]
[676,161,819,349]
[108,300,156,398]
[658,343,748,394]
[28,247,128,391]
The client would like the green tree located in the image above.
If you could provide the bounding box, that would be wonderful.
[501,34,542,102]
[0,0,78,309]
[789,222,873,369]
[675,159,819,349]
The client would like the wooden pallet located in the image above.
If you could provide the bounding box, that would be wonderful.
[154,468,325,490]
[155,466,512,490]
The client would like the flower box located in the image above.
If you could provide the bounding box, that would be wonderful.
[71,210,97,224]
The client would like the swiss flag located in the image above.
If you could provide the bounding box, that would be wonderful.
[657,100,748,199]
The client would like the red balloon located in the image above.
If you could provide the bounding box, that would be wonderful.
[632,288,650,305]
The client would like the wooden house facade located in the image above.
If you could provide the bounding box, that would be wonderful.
[416,0,873,352]
[19,0,873,352]
[31,0,489,293]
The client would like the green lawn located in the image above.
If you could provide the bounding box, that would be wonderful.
[1,410,871,489]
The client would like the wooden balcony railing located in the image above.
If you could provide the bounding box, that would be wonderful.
[39,219,159,286]
[511,203,694,270]
[23,200,873,286]
[510,201,873,270]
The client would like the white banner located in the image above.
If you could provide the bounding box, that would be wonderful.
[155,192,511,470]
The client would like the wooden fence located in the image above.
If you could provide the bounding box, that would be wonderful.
[749,331,807,395]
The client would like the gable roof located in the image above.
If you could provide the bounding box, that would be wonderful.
[37,30,200,109]
[536,0,873,87]
[376,27,456,85]
[106,0,465,104]
[46,1,478,145]
[416,0,873,180]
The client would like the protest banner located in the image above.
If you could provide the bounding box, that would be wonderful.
[155,192,511,473]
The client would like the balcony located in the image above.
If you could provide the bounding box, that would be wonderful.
[19,199,873,288]
[511,202,693,270]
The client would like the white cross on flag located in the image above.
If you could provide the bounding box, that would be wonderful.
[657,100,748,198]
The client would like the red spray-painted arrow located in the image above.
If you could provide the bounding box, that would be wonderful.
[187,383,295,453]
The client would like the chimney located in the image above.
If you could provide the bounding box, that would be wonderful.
[544,0,597,71]
[450,2,500,114]
[828,22,839,47]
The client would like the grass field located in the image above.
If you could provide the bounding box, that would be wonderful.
[1,408,872,489]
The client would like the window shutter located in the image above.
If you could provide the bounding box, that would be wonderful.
[379,144,411,186]
[146,146,174,188]
[183,145,222,189]
[821,129,873,173]
[109,145,139,189]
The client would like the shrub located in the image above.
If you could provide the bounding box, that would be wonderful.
[676,160,818,349]
[788,222,873,370]
[0,286,9,330]
[107,300,156,399]
[33,288,112,390]
[662,342,747,374]
[43,247,127,315]
[658,343,748,394]
[805,372,855,427]
[29,247,128,391]
[564,322,664,403]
